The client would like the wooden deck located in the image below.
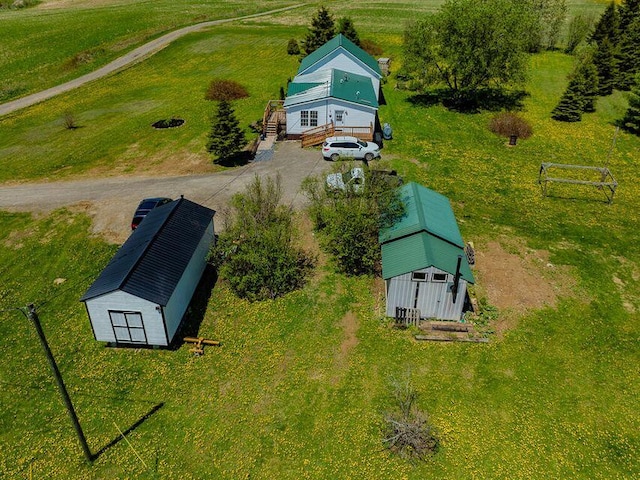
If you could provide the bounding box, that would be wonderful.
[300,122,374,147]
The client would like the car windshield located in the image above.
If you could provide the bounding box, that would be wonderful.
[138,200,159,210]
[357,140,367,148]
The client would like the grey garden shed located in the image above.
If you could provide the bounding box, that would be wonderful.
[379,183,474,321]
[81,198,215,346]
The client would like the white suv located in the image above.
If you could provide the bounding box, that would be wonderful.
[322,136,381,162]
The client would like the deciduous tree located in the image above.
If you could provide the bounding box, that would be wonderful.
[403,0,533,98]
[210,175,315,301]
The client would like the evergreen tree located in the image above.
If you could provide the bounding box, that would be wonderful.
[579,58,600,112]
[552,75,586,122]
[589,1,620,46]
[207,100,245,162]
[618,0,640,32]
[593,37,618,95]
[303,7,336,55]
[338,17,360,46]
[621,80,640,134]
[616,16,640,90]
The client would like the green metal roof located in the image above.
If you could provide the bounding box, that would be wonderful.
[299,34,381,76]
[380,183,474,283]
[379,183,464,246]
[381,233,474,282]
[330,69,378,107]
[287,82,322,96]
[283,68,378,108]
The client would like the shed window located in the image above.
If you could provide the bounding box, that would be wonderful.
[109,311,147,344]
[411,272,428,282]
[309,110,318,126]
[335,110,344,122]
[432,273,448,282]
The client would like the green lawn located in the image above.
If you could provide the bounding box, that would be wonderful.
[1,0,639,478]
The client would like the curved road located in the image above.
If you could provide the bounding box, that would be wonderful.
[0,4,304,117]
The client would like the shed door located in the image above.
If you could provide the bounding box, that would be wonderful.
[109,311,148,344]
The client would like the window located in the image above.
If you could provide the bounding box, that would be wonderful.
[335,110,344,122]
[432,273,448,282]
[301,110,318,127]
[109,311,147,344]
[412,272,428,282]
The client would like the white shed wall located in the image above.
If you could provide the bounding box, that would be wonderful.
[301,50,381,98]
[385,266,468,321]
[85,290,166,345]
[163,220,215,343]
[285,99,376,135]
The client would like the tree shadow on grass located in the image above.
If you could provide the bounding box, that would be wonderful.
[407,87,530,113]
[91,402,164,461]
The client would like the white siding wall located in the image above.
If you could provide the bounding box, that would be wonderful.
[163,220,215,343]
[302,50,381,99]
[85,291,166,345]
[286,99,376,135]
[386,266,468,321]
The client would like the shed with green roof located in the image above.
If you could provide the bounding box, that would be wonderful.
[380,183,474,321]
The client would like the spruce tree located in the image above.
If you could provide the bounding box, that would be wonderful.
[593,37,618,95]
[552,76,586,122]
[579,57,600,112]
[207,100,245,163]
[338,17,360,46]
[618,0,640,32]
[616,17,640,90]
[621,80,640,134]
[303,7,336,55]
[590,1,620,46]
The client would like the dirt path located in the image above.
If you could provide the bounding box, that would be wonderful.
[0,141,325,243]
[0,4,305,117]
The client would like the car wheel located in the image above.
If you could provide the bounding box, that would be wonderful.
[330,153,340,161]
[364,153,374,162]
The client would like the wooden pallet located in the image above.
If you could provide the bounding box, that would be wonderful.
[184,336,220,355]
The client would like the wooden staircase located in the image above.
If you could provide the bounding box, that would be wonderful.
[262,100,285,138]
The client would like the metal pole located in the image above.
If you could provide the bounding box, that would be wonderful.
[25,304,93,463]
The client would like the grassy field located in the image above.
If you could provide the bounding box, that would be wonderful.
[1,0,639,478]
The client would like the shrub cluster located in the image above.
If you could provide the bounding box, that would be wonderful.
[210,175,315,301]
[204,79,249,101]
[360,39,383,57]
[489,112,533,140]
[302,166,404,276]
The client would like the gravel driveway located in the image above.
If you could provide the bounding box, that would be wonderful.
[0,141,326,243]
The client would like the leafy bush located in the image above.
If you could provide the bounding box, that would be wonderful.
[286,38,300,55]
[360,39,383,57]
[210,175,315,301]
[302,166,404,276]
[489,112,533,139]
[204,79,249,101]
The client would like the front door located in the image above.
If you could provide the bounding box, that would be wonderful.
[109,311,148,344]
